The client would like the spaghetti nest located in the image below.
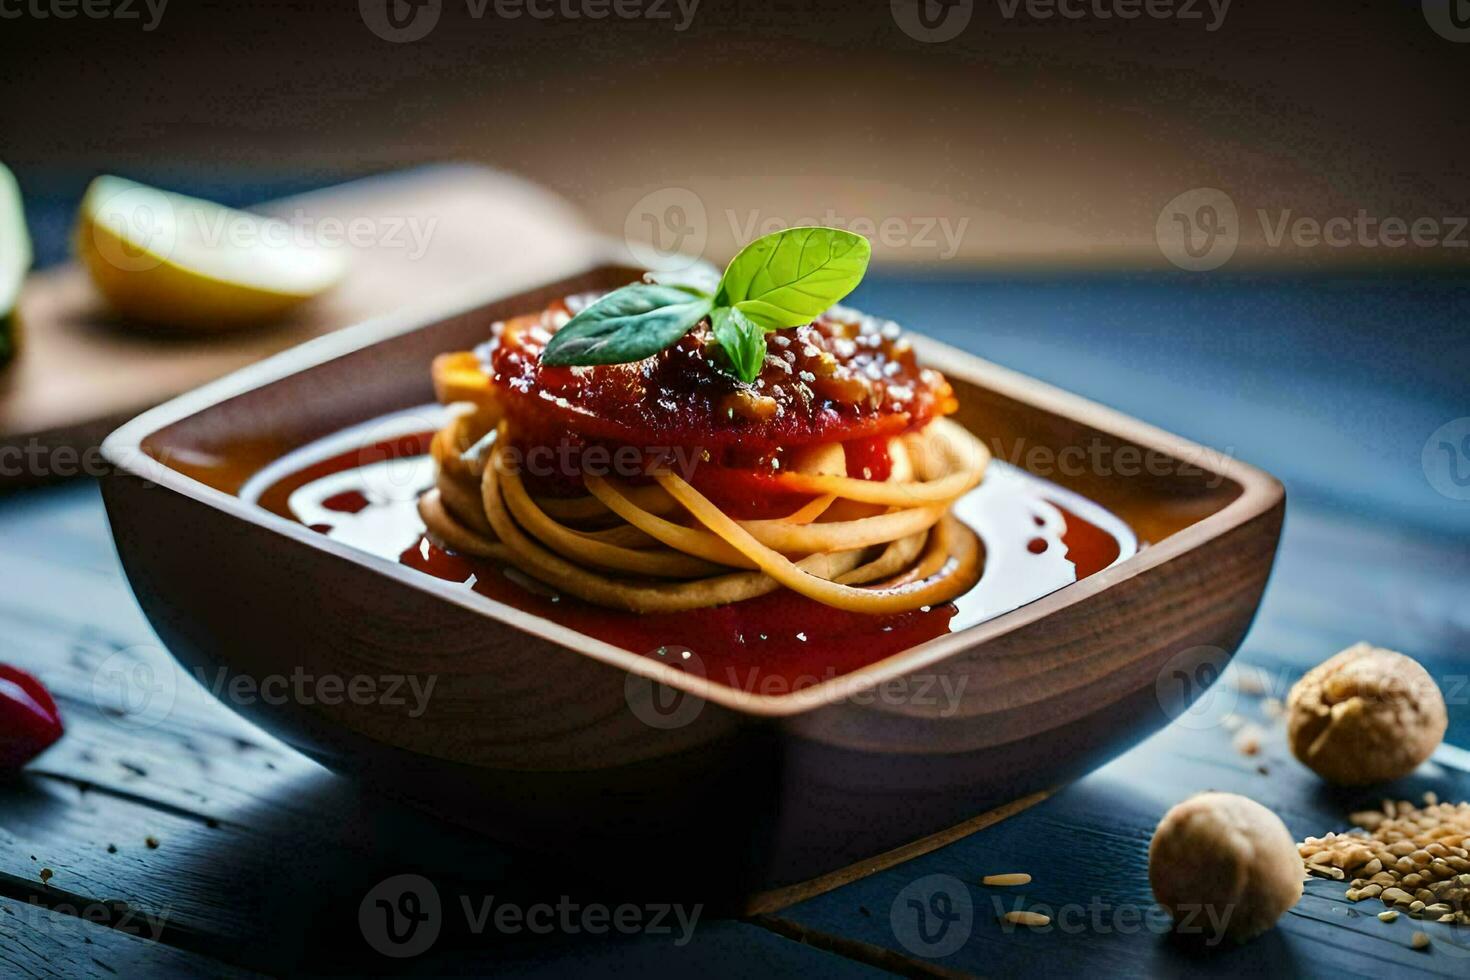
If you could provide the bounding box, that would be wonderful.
[418,384,991,615]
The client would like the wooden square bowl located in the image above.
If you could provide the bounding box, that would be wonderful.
[101,266,1283,907]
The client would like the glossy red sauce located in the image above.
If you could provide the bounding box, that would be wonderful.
[683,469,821,521]
[397,508,1117,687]
[321,490,370,514]
[255,431,1123,689]
[253,432,434,521]
[1058,505,1122,578]
[843,436,893,483]
[400,540,960,686]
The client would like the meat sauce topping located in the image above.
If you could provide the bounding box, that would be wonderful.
[480,292,958,462]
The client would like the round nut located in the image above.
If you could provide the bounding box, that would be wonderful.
[1149,792,1304,942]
[1286,643,1447,786]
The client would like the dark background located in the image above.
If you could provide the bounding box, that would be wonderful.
[4,0,1468,267]
[7,0,1467,536]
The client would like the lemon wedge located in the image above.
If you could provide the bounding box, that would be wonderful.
[0,163,30,365]
[75,175,348,331]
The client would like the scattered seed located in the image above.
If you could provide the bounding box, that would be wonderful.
[1231,669,1268,696]
[1382,887,1414,906]
[1411,931,1430,950]
[1003,911,1050,927]
[38,868,52,884]
[145,836,159,849]
[1233,725,1264,757]
[1301,797,1470,921]
[1378,910,1399,922]
[982,873,1032,887]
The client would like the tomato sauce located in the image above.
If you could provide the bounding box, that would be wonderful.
[247,419,1131,691]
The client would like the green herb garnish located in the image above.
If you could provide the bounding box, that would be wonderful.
[541,226,871,383]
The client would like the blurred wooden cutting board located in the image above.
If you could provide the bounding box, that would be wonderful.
[0,164,606,486]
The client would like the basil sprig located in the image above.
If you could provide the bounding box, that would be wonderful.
[710,306,765,383]
[535,284,712,366]
[541,226,871,383]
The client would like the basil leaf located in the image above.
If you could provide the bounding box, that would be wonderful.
[711,306,767,384]
[716,227,871,331]
[540,284,714,367]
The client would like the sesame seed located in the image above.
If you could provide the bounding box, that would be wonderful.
[1301,797,1470,922]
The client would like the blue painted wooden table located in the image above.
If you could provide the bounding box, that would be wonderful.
[1,184,1468,976]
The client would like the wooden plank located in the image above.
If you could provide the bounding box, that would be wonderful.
[771,675,1470,977]
[0,500,471,970]
[5,271,1468,976]
[0,164,603,486]
[768,491,1470,976]
[378,919,898,980]
[0,757,885,977]
[743,792,1051,917]
[12,478,1456,975]
[0,485,892,977]
[757,271,1470,974]
[0,895,260,979]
